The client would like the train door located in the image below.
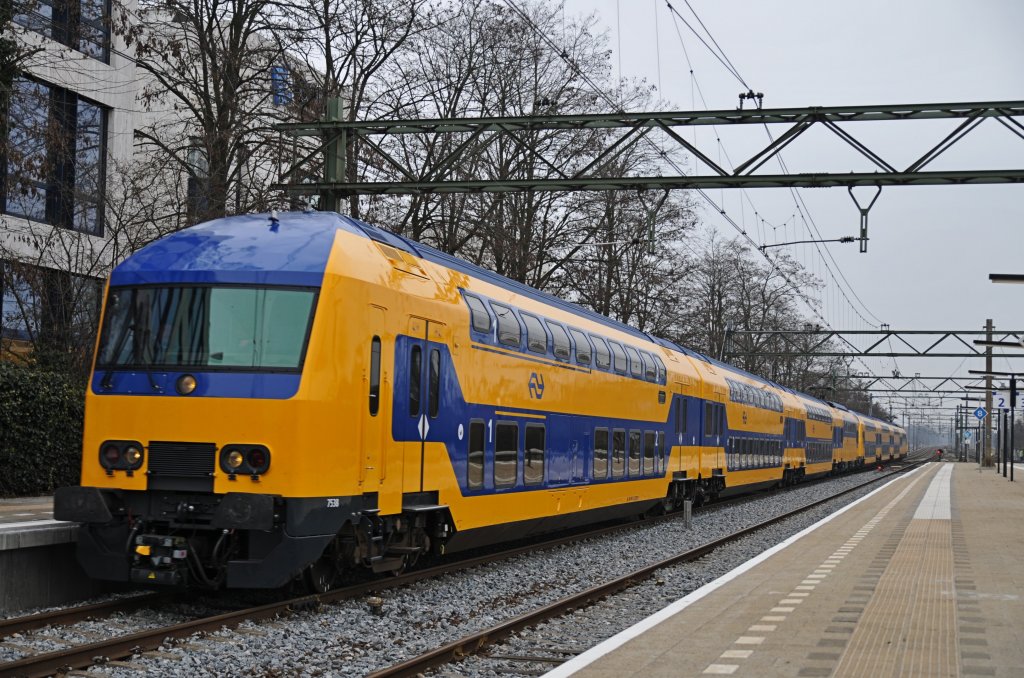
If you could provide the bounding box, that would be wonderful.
[672,383,685,472]
[402,316,446,495]
[368,305,405,515]
[571,419,586,484]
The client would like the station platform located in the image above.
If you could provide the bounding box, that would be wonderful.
[549,462,1024,678]
[0,497,98,614]
[0,494,56,524]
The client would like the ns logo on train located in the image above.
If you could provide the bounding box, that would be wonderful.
[528,372,546,399]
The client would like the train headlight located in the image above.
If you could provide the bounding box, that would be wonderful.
[124,446,143,468]
[246,447,270,473]
[220,444,271,477]
[176,374,197,395]
[100,440,145,472]
[101,444,121,468]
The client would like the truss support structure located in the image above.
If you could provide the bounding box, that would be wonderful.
[725,329,1024,359]
[272,101,1024,200]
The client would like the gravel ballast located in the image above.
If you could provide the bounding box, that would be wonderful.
[12,469,914,677]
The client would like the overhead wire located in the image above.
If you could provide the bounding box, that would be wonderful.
[663,3,878,333]
[497,0,852,342]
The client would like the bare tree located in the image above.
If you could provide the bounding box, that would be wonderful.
[277,0,428,218]
[128,0,291,224]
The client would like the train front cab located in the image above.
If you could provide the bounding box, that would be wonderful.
[52,213,457,590]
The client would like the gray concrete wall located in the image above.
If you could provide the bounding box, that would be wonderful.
[0,523,114,615]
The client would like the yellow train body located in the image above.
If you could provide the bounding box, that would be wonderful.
[57,213,906,589]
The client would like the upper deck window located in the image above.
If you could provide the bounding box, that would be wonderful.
[491,303,521,347]
[570,328,592,365]
[592,335,611,370]
[521,313,547,354]
[625,346,643,377]
[464,294,491,333]
[548,322,571,360]
[609,341,628,374]
[96,285,316,371]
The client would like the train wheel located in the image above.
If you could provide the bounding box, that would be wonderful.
[305,556,338,594]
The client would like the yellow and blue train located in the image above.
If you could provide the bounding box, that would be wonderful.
[55,211,907,590]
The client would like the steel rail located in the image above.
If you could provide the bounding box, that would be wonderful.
[0,458,925,678]
[0,592,174,640]
[366,456,932,678]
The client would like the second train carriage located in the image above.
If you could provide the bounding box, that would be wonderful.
[56,211,906,590]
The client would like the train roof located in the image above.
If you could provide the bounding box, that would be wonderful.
[111,210,901,431]
[110,211,356,287]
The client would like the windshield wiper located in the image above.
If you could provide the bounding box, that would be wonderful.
[100,319,134,391]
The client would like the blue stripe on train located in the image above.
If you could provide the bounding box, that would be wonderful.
[390,334,801,496]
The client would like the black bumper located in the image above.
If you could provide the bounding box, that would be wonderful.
[54,487,363,589]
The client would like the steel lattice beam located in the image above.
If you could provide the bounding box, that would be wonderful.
[726,329,1024,359]
[273,100,1024,197]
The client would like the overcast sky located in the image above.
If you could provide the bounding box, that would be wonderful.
[559,0,1024,424]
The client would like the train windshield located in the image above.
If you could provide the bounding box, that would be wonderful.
[96,285,317,371]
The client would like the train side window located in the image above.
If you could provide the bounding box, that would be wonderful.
[676,398,688,435]
[408,345,422,416]
[593,428,609,479]
[609,341,628,374]
[628,429,642,475]
[592,336,611,370]
[491,304,521,348]
[653,354,667,382]
[641,351,658,381]
[428,348,440,418]
[494,422,519,488]
[625,346,643,377]
[548,322,571,360]
[570,329,592,365]
[524,424,545,485]
[468,420,485,489]
[464,294,491,333]
[612,429,626,477]
[705,402,718,437]
[643,431,656,475]
[369,336,381,416]
[521,313,547,354]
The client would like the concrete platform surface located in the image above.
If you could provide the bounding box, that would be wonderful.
[549,462,1024,678]
[0,495,56,524]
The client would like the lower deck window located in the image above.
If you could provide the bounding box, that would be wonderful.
[612,429,626,477]
[594,428,609,479]
[643,431,656,475]
[524,424,545,485]
[495,422,518,487]
[628,430,641,475]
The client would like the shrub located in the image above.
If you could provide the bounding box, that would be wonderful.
[0,363,84,497]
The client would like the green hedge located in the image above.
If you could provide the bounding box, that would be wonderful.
[0,363,84,497]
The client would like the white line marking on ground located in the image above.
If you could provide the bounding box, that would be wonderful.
[913,463,952,520]
[542,465,930,678]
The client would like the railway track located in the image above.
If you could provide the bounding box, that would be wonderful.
[366,456,932,678]
[0,456,931,677]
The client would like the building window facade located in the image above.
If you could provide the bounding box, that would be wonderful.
[3,76,108,236]
[14,0,111,62]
